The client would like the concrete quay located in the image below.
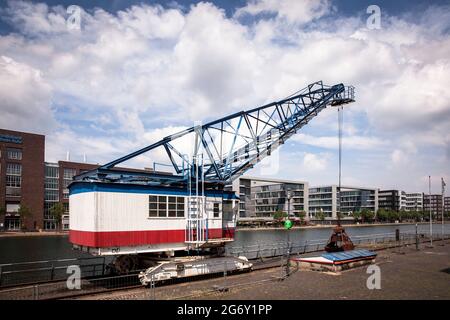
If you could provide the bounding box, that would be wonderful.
[74,239,450,300]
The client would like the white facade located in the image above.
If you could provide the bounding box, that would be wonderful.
[70,192,226,232]
[229,176,309,219]
[405,192,424,211]
[309,185,379,219]
[69,187,238,255]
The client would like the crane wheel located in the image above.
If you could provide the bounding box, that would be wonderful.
[114,255,138,274]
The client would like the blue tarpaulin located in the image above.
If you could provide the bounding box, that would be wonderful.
[321,249,377,262]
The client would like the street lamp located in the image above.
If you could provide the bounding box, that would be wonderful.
[284,190,293,277]
[429,176,433,247]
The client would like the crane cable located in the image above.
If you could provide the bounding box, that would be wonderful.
[337,105,344,226]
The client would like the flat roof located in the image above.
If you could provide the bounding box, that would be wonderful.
[239,175,308,185]
[309,185,378,191]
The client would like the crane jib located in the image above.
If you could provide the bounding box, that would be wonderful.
[73,82,355,185]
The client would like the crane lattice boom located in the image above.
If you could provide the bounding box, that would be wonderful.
[75,81,354,186]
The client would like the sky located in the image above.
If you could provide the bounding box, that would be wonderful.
[0,0,449,194]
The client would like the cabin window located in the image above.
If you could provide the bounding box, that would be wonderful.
[149,195,184,218]
[168,196,176,217]
[213,203,220,218]
[149,195,158,217]
[158,196,167,217]
[176,197,185,217]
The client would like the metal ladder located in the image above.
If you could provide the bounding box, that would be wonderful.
[185,196,207,246]
[184,150,208,248]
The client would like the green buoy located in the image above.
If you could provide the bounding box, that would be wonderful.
[284,219,293,230]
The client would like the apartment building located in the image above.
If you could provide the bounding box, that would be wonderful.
[378,190,408,212]
[228,176,309,219]
[405,192,424,211]
[309,185,378,219]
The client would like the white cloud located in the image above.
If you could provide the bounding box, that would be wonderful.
[391,149,406,165]
[303,152,329,171]
[0,55,55,133]
[234,0,332,25]
[0,1,449,193]
[293,133,386,150]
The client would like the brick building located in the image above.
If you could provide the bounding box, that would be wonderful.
[0,129,45,230]
[423,194,444,219]
[0,128,99,231]
[446,197,450,213]
[44,161,98,230]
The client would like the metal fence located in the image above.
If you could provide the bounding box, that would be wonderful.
[0,256,111,288]
[0,270,145,300]
[0,231,449,300]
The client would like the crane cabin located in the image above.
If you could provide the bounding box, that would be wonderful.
[69,180,239,257]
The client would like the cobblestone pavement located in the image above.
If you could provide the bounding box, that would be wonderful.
[73,240,450,300]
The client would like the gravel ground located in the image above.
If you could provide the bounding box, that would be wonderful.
[73,239,450,300]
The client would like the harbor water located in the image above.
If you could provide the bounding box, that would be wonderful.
[0,223,449,264]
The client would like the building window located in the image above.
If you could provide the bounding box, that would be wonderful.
[149,195,184,218]
[7,148,22,160]
[6,163,22,195]
[6,175,21,188]
[44,221,57,230]
[45,190,59,202]
[63,168,77,188]
[45,177,59,190]
[63,168,77,179]
[45,165,59,178]
[6,203,20,213]
[6,163,22,176]
[5,218,21,230]
[213,203,220,218]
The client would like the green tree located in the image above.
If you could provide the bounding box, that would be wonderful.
[399,209,408,222]
[316,210,325,222]
[352,211,361,222]
[297,211,306,224]
[273,210,287,221]
[415,210,424,221]
[49,203,65,231]
[390,210,401,222]
[18,204,32,231]
[376,209,389,222]
[360,209,374,223]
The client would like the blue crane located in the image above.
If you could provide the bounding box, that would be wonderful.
[75,81,354,186]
